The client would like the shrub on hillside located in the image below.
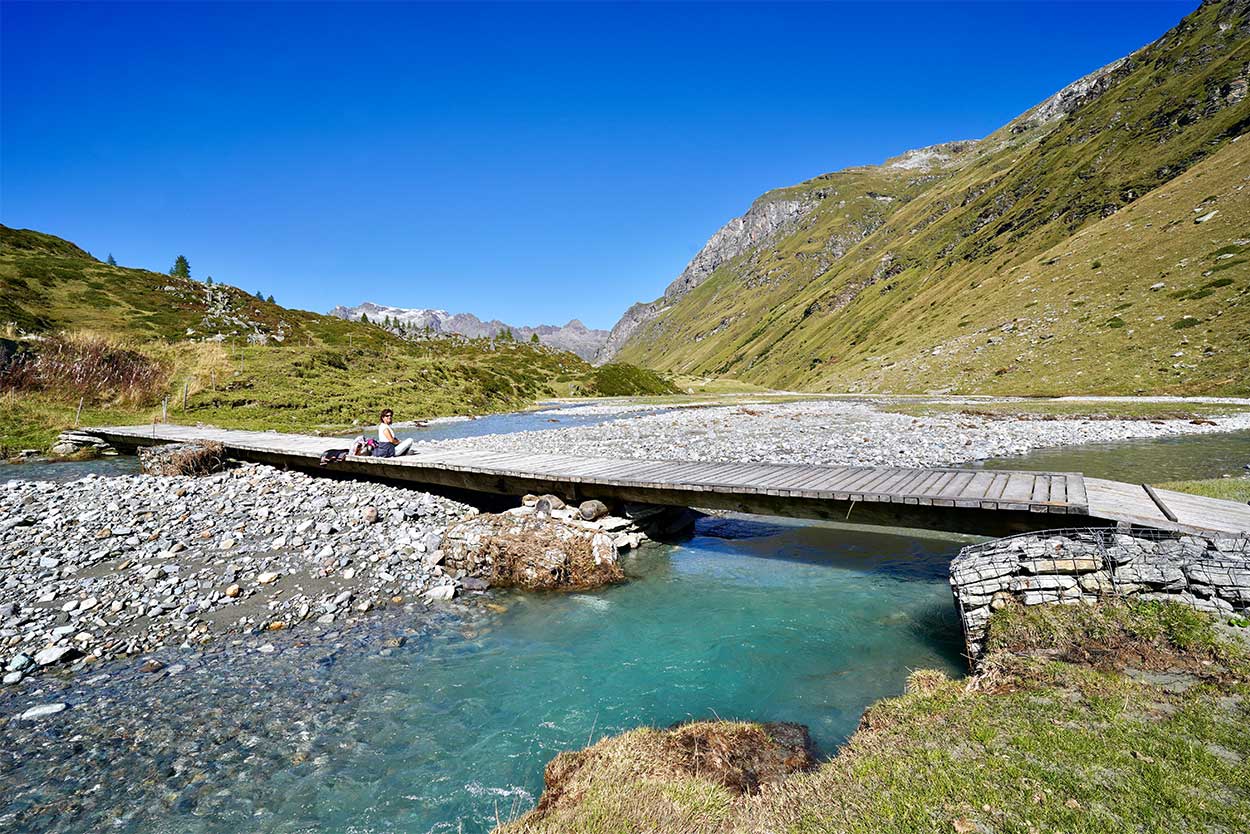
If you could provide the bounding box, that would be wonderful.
[0,333,168,404]
[581,363,677,397]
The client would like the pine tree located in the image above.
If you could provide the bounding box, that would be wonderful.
[107,253,117,266]
[206,276,213,286]
[266,294,275,304]
[255,290,264,300]
[170,255,191,278]
[530,332,540,343]
[360,313,370,324]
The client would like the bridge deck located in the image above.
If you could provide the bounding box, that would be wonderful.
[84,424,1250,537]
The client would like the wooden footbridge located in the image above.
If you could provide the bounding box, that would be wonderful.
[85,424,1250,537]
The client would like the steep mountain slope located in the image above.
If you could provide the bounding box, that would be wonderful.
[329,301,609,360]
[604,0,1250,395]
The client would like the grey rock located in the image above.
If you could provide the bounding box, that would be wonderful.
[578,500,610,521]
[19,702,68,720]
[424,585,456,602]
[34,645,82,666]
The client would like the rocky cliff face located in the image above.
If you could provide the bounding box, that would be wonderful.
[595,197,814,363]
[329,302,609,360]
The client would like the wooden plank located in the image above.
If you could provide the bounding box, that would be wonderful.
[660,463,726,485]
[918,471,959,503]
[773,467,833,491]
[864,469,912,496]
[744,466,818,488]
[984,472,1012,501]
[938,471,977,500]
[1029,475,1052,504]
[886,469,934,503]
[808,466,873,492]
[1049,475,1068,506]
[909,470,951,497]
[999,473,1037,509]
[891,469,935,495]
[779,467,837,493]
[605,462,675,483]
[960,471,998,500]
[840,468,897,495]
[682,462,748,485]
[1067,474,1088,512]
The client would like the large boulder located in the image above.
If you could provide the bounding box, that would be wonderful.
[441,512,624,591]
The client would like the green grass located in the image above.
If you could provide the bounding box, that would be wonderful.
[502,600,1250,833]
[576,363,678,397]
[1157,477,1250,504]
[0,225,656,455]
[611,1,1250,397]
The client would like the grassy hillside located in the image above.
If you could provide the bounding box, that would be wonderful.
[614,0,1250,395]
[0,226,669,455]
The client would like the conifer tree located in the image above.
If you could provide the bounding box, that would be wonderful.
[266,294,275,304]
[170,255,191,278]
[255,290,264,300]
[360,313,370,324]
[107,253,117,266]
[531,332,540,343]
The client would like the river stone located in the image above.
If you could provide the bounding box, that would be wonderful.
[578,500,610,521]
[441,512,623,591]
[35,645,82,667]
[19,702,68,720]
[424,585,456,601]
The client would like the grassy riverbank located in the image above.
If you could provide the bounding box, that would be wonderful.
[503,600,1250,833]
[1158,477,1250,504]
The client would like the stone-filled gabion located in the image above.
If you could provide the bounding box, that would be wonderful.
[950,528,1250,663]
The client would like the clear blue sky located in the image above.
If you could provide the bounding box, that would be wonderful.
[1,1,1195,329]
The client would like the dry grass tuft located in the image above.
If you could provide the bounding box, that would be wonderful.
[904,668,950,695]
[0,332,167,405]
[138,441,225,476]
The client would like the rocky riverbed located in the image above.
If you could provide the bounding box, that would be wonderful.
[412,399,1250,467]
[0,601,490,833]
[0,463,478,687]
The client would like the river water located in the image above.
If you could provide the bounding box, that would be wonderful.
[3,405,1247,833]
[2,517,964,834]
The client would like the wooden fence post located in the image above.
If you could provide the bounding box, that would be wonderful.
[183,382,188,409]
[75,397,84,427]
[162,397,167,422]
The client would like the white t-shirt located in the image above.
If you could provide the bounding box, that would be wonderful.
[378,422,396,443]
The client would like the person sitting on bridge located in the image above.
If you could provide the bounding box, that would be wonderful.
[374,408,414,457]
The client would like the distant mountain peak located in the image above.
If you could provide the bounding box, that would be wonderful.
[328,302,609,360]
